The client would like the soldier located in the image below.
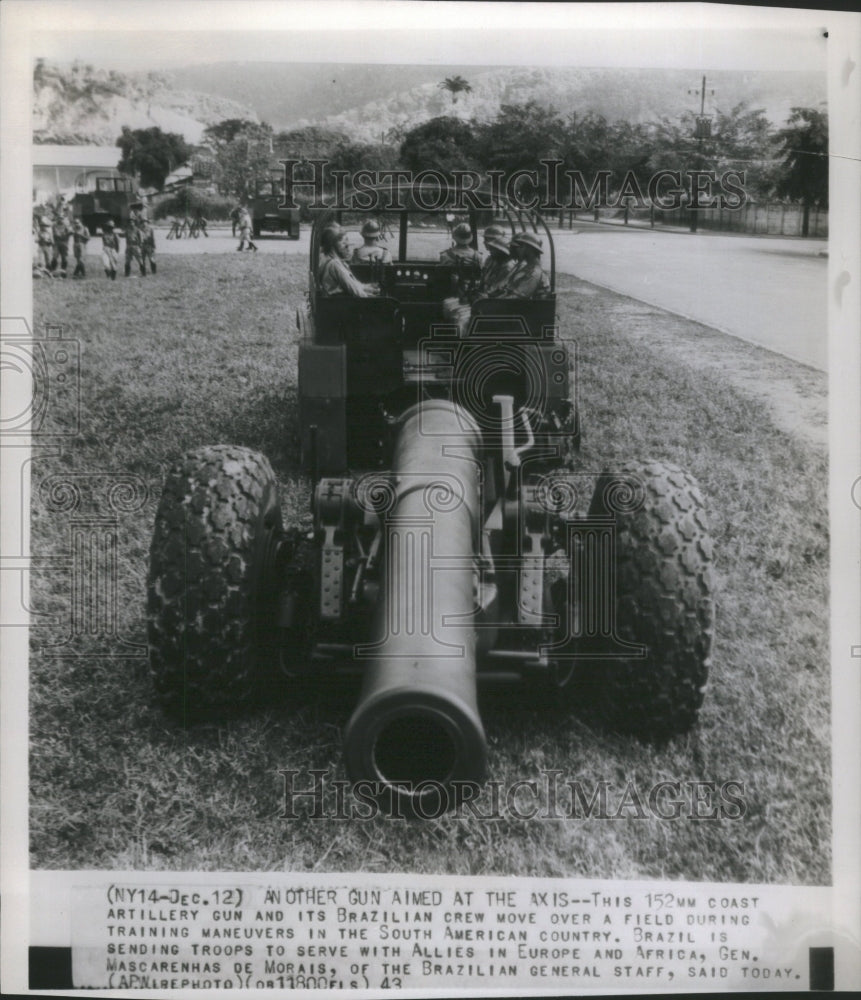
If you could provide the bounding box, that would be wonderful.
[51,209,71,277]
[478,225,515,297]
[439,223,481,266]
[129,199,148,225]
[124,219,146,277]
[101,220,119,280]
[236,205,257,252]
[71,218,90,278]
[194,208,208,237]
[498,232,550,298]
[37,215,54,273]
[140,220,157,274]
[318,225,379,297]
[352,219,391,263]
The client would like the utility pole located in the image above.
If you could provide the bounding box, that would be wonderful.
[686,75,714,233]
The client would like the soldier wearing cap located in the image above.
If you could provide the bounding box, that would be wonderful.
[101,219,119,280]
[499,231,550,298]
[139,219,157,274]
[352,219,391,264]
[318,225,379,297]
[71,218,90,278]
[124,218,146,277]
[439,223,481,267]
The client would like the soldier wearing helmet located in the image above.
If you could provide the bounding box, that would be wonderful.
[318,225,379,297]
[352,219,392,264]
[478,225,515,297]
[439,222,480,267]
[498,231,550,298]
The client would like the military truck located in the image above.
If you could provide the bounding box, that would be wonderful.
[147,184,714,817]
[71,172,138,233]
[251,171,300,239]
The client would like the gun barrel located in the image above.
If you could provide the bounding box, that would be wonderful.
[343,400,487,816]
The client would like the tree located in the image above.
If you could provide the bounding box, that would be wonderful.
[399,116,480,176]
[774,106,828,236]
[116,126,191,191]
[202,118,260,152]
[199,120,276,197]
[439,75,472,105]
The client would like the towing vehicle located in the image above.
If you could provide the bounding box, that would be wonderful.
[147,185,714,816]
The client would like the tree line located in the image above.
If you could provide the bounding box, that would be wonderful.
[115,100,828,234]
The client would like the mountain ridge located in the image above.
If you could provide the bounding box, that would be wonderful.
[33,60,826,148]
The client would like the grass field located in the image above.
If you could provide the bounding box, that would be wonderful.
[30,254,830,882]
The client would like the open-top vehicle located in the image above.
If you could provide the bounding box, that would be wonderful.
[147,185,714,816]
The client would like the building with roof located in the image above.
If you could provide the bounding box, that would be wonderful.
[32,144,122,203]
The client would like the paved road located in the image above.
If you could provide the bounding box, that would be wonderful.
[551,225,827,371]
[150,224,828,372]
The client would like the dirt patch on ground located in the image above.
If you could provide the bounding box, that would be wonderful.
[561,275,827,453]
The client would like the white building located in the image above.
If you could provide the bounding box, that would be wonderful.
[32,144,121,203]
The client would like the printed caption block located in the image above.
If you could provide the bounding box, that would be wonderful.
[64,873,855,991]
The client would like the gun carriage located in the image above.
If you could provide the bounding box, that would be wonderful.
[148,185,714,816]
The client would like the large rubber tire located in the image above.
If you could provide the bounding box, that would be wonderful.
[147,445,282,722]
[585,461,714,736]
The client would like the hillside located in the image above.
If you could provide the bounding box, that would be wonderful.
[33,60,258,145]
[170,63,826,141]
[33,59,826,148]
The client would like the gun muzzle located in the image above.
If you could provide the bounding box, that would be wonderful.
[343,400,487,816]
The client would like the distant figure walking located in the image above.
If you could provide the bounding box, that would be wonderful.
[236,206,257,252]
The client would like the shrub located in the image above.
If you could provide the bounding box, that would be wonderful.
[152,188,236,222]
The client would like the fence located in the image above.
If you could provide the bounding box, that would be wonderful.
[651,201,827,238]
[552,202,827,238]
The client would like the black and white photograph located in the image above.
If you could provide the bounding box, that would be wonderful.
[2,1,859,994]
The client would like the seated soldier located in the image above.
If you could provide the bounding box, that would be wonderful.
[439,223,481,267]
[352,219,391,263]
[478,225,515,297]
[318,225,379,297]
[497,231,550,298]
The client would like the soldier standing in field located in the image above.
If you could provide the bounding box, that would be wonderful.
[101,220,119,280]
[51,209,71,277]
[124,219,146,277]
[71,218,90,278]
[37,215,54,274]
[140,220,157,274]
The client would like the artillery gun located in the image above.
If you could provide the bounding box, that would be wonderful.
[147,186,714,817]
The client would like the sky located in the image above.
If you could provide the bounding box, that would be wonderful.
[25,2,830,73]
